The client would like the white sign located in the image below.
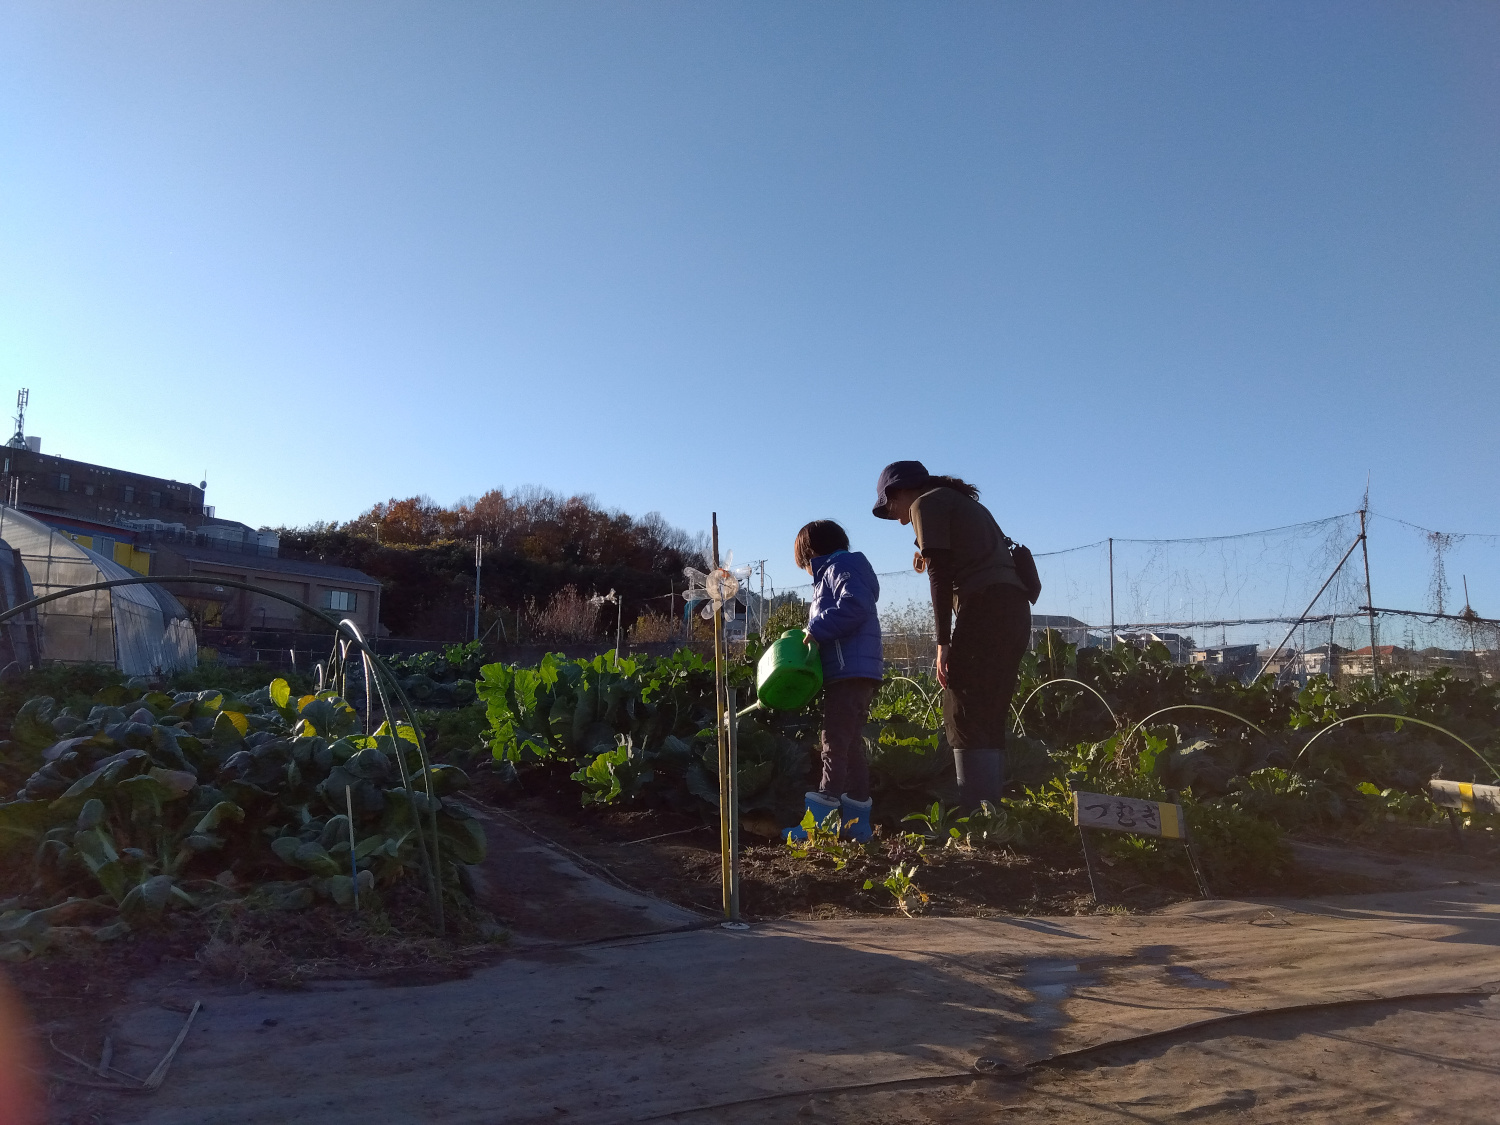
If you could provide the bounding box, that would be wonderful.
[1429,779,1500,816]
[1073,791,1184,840]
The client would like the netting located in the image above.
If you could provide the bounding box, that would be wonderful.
[773,508,1500,681]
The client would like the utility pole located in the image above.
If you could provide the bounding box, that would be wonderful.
[1463,576,1481,680]
[747,559,767,634]
[1359,505,1380,690]
[1108,537,1116,648]
[473,535,483,643]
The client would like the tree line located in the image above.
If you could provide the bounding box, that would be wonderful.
[278,488,708,640]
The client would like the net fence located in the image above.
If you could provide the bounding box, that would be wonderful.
[772,509,1500,683]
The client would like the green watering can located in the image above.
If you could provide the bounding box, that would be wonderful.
[741,628,823,716]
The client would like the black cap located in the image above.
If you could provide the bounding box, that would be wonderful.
[872,460,933,519]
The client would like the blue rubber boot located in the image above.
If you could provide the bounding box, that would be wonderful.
[784,791,841,842]
[839,794,874,843]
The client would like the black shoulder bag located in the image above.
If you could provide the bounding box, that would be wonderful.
[1005,537,1043,605]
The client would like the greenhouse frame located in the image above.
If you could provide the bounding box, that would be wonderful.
[0,506,197,676]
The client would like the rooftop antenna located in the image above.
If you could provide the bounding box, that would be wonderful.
[7,389,28,449]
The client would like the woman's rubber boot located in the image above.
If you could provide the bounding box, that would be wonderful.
[953,748,1003,808]
[839,794,874,844]
[784,791,841,842]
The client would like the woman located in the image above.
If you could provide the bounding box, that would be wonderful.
[872,460,1031,806]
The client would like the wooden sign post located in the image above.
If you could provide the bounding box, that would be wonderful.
[1070,783,1211,902]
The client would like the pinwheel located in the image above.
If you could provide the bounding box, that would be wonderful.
[683,551,753,622]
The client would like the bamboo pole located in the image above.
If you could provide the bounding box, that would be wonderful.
[725,686,740,921]
[711,514,732,918]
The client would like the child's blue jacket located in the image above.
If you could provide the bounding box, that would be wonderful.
[806,550,883,682]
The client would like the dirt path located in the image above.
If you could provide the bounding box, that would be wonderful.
[19,819,1500,1124]
[46,868,1497,1124]
[691,992,1500,1123]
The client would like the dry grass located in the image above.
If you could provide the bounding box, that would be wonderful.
[526,585,600,641]
[196,931,306,988]
[628,613,679,644]
[193,886,508,989]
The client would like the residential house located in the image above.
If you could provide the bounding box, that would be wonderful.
[1192,644,1259,680]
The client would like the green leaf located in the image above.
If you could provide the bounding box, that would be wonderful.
[271,836,303,866]
[291,840,342,877]
[56,750,149,803]
[73,826,129,902]
[0,800,63,855]
[115,775,179,819]
[436,814,486,864]
[147,767,198,798]
[194,801,244,835]
[119,875,176,926]
[12,698,60,751]
[269,678,291,710]
[77,799,106,832]
[324,875,357,906]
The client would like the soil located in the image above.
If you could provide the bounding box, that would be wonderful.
[10,766,1500,1124]
[466,765,1389,922]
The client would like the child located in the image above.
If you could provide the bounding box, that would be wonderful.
[785,519,883,843]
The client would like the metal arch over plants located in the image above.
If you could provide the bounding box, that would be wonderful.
[885,675,942,727]
[1014,678,1120,734]
[1119,705,1271,752]
[0,574,451,932]
[1294,713,1499,782]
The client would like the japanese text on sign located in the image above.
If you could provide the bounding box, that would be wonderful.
[1072,791,1183,839]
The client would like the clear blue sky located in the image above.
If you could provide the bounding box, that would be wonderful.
[2,2,1497,609]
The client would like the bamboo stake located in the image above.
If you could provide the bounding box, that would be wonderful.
[711,514,732,919]
[346,784,360,912]
[143,1000,200,1091]
[726,686,740,921]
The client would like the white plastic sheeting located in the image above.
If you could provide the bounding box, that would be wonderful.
[0,506,197,676]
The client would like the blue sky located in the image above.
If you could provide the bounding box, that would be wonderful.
[2,2,1497,614]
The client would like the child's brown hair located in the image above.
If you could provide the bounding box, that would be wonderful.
[794,520,850,570]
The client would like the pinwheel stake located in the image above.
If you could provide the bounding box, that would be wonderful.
[588,588,623,668]
[682,514,752,922]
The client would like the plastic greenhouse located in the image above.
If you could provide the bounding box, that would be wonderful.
[0,506,197,676]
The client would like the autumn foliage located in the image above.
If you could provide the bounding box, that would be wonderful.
[278,489,705,641]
